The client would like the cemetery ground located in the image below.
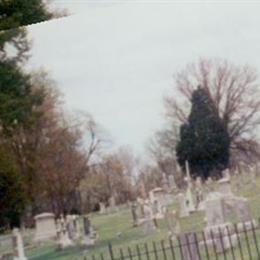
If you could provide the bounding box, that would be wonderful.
[2,174,260,259]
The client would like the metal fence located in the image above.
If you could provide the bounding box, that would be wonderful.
[82,218,260,260]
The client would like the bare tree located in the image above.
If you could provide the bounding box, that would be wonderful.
[163,58,260,166]
[79,147,136,212]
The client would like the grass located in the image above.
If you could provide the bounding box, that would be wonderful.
[2,174,260,259]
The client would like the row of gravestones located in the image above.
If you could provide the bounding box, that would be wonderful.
[98,172,178,217]
[129,165,199,238]
[130,187,180,237]
[201,172,257,254]
[8,213,97,260]
[35,213,98,249]
[130,168,257,257]
[99,196,119,215]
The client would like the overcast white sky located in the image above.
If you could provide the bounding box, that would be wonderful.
[27,1,260,156]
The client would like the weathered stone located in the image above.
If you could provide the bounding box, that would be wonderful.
[177,193,189,218]
[13,228,27,260]
[34,213,56,242]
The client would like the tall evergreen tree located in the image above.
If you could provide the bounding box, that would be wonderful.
[176,86,230,180]
[0,145,26,229]
[0,0,54,229]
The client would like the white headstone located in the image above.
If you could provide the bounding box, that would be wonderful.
[143,201,156,235]
[218,177,233,196]
[99,202,106,214]
[177,193,189,218]
[57,228,73,249]
[108,196,118,213]
[81,216,98,246]
[234,198,252,222]
[205,196,225,226]
[186,186,196,213]
[34,213,57,242]
[165,209,181,236]
[169,174,177,191]
[57,216,74,250]
[13,228,27,260]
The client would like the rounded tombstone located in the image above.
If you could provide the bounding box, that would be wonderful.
[34,212,57,242]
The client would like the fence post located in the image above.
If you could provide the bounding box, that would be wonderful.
[243,221,253,260]
[108,242,115,260]
[251,220,260,259]
[144,243,150,260]
[234,223,244,260]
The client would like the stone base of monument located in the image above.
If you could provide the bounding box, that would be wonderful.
[14,256,27,260]
[34,232,57,243]
[57,233,74,250]
[81,235,96,246]
[154,212,164,219]
[236,219,258,232]
[136,218,146,226]
[200,223,237,254]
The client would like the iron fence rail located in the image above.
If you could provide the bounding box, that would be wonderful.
[82,218,260,260]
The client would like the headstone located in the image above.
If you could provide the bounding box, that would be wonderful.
[249,166,257,188]
[177,193,189,218]
[136,198,145,225]
[195,177,202,189]
[218,177,233,196]
[162,173,171,193]
[223,169,231,179]
[108,196,118,213]
[185,161,192,185]
[195,178,204,210]
[232,197,257,231]
[184,161,195,213]
[131,202,138,227]
[12,228,27,260]
[81,216,97,246]
[233,169,241,193]
[168,174,177,192]
[34,213,57,242]
[99,202,106,214]
[206,177,213,185]
[57,217,74,250]
[140,180,147,199]
[72,215,81,239]
[149,188,165,218]
[83,216,91,236]
[202,193,238,253]
[165,209,181,237]
[66,215,77,240]
[149,187,170,215]
[185,186,196,213]
[176,163,182,174]
[235,198,251,222]
[143,201,156,235]
[205,196,225,226]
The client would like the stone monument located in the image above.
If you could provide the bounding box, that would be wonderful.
[13,228,27,260]
[34,213,57,242]
[81,216,98,246]
[177,193,189,218]
[57,215,74,250]
[185,161,196,213]
[143,200,157,235]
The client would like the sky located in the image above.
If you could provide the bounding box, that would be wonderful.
[27,0,260,156]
